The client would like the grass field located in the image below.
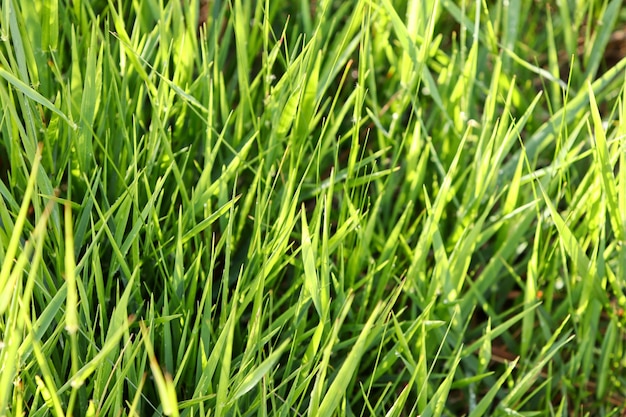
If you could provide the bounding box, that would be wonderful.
[1,0,626,415]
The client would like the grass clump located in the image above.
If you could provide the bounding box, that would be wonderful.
[1,0,626,415]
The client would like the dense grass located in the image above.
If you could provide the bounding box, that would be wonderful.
[1,0,626,415]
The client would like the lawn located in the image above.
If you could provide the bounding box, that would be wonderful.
[1,0,626,415]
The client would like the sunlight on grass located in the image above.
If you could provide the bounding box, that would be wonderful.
[1,0,626,415]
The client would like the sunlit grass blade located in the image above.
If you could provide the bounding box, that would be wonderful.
[0,68,76,129]
[317,301,386,417]
[583,0,621,79]
[499,319,574,409]
[588,82,623,242]
[0,142,42,314]
[229,337,291,402]
[301,207,327,319]
[421,347,462,417]
[140,322,179,417]
[468,358,518,417]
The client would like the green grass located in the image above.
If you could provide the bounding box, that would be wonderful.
[1,0,626,415]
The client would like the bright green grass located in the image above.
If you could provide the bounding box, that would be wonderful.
[1,0,626,415]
